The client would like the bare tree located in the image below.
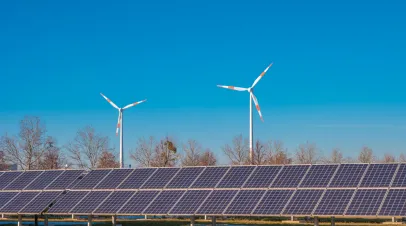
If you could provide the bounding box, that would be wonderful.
[131,137,155,167]
[65,126,113,169]
[267,140,291,164]
[97,151,120,168]
[322,148,344,163]
[200,149,217,166]
[400,154,406,162]
[0,151,8,170]
[252,140,269,165]
[151,136,180,167]
[358,146,374,163]
[222,135,249,165]
[381,153,396,163]
[39,137,70,170]
[294,141,319,164]
[181,139,203,166]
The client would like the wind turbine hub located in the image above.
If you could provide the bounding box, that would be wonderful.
[248,87,253,93]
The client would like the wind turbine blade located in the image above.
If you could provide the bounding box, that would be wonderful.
[251,93,264,122]
[116,112,121,136]
[251,63,273,88]
[123,99,147,110]
[100,93,119,109]
[217,85,248,91]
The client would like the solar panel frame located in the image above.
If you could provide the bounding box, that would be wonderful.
[313,189,356,215]
[217,166,256,188]
[329,164,368,188]
[300,165,339,188]
[0,171,23,190]
[19,191,62,214]
[243,165,283,188]
[195,189,238,215]
[24,170,64,190]
[118,190,160,215]
[70,191,112,214]
[169,190,213,215]
[345,189,387,216]
[0,191,40,213]
[141,167,180,189]
[378,189,406,216]
[46,191,90,214]
[166,167,205,188]
[93,191,136,215]
[360,164,398,188]
[224,190,266,215]
[191,166,230,188]
[143,190,186,215]
[71,169,112,190]
[271,165,310,188]
[0,192,19,209]
[118,168,157,189]
[252,190,295,216]
[282,189,324,215]
[94,169,134,189]
[388,164,406,187]
[3,171,43,190]
[45,170,85,190]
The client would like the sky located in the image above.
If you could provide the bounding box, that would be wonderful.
[0,0,405,165]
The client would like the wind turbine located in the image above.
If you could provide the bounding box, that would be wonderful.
[217,63,273,164]
[100,93,146,168]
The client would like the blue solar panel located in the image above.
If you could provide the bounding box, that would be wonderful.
[224,190,265,215]
[0,171,23,190]
[4,171,43,190]
[118,168,157,189]
[314,189,355,215]
[196,190,238,215]
[300,165,338,188]
[217,166,255,188]
[25,170,64,190]
[95,169,134,189]
[329,164,368,188]
[0,192,39,213]
[47,191,90,214]
[243,166,282,188]
[253,190,294,215]
[346,189,386,215]
[46,170,84,190]
[170,190,212,215]
[70,191,112,214]
[379,189,406,216]
[166,167,204,188]
[283,190,324,215]
[392,164,406,187]
[191,167,230,188]
[93,191,135,214]
[141,168,180,189]
[271,165,310,188]
[20,191,61,214]
[143,190,185,214]
[360,164,397,187]
[0,192,19,209]
[119,191,159,214]
[72,170,111,190]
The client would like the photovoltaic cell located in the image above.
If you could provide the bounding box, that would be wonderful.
[72,170,111,190]
[300,165,338,188]
[46,170,84,190]
[47,191,89,214]
[191,167,230,188]
[379,189,406,216]
[253,190,294,215]
[166,167,204,188]
[70,191,112,214]
[283,190,324,215]
[224,190,265,215]
[119,191,159,214]
[20,191,61,214]
[392,164,406,187]
[0,192,39,213]
[243,166,282,188]
[196,190,238,215]
[118,168,157,189]
[170,190,212,215]
[314,189,355,215]
[25,171,64,190]
[93,191,135,214]
[329,164,368,188]
[0,171,23,190]
[271,165,310,188]
[4,171,43,190]
[217,166,255,188]
[141,168,180,189]
[0,192,19,209]
[360,164,397,187]
[143,190,185,214]
[346,189,386,215]
[95,169,134,189]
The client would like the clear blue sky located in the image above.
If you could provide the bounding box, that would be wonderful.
[1,0,405,165]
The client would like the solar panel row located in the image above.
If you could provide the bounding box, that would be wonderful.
[0,191,62,214]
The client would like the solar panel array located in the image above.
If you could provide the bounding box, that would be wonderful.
[1,163,406,217]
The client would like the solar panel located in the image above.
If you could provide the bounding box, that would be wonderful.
[360,164,398,187]
[314,189,355,215]
[72,170,111,190]
[0,192,39,213]
[143,190,185,214]
[94,169,134,189]
[243,166,282,188]
[93,191,135,214]
[170,190,212,215]
[217,166,255,188]
[25,170,64,190]
[224,190,265,215]
[300,165,338,188]
[191,167,229,188]
[0,192,19,209]
[118,168,157,189]
[141,168,179,189]
[271,165,310,188]
[196,190,238,215]
[46,170,84,190]
[253,190,294,215]
[379,189,406,216]
[47,191,90,214]
[19,191,61,214]
[283,189,324,215]
[70,191,112,214]
[119,191,159,214]
[329,164,368,188]
[4,171,43,190]
[166,167,204,188]
[389,164,406,187]
[346,189,386,215]
[0,171,23,190]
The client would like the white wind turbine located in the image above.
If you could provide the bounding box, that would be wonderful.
[217,63,273,164]
[100,93,146,168]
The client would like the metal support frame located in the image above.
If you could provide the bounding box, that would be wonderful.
[314,216,319,226]
[34,215,38,226]
[112,215,117,226]
[331,216,335,226]
[44,215,49,226]
[17,215,22,226]
[190,216,196,226]
[211,216,216,226]
[87,215,92,226]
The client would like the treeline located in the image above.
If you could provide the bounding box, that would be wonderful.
[0,116,404,170]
